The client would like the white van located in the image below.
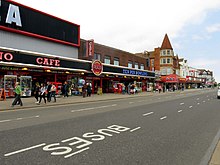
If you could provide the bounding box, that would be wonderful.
[217,88,220,99]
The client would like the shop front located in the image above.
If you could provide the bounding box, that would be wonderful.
[0,48,91,97]
[161,74,179,91]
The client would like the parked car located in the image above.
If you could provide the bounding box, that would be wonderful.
[217,88,220,99]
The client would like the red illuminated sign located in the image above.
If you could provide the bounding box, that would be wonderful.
[36,57,60,66]
[0,52,13,61]
[91,60,103,76]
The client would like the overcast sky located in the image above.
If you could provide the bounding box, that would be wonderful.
[14,0,220,82]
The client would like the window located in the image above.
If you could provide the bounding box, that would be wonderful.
[104,56,111,64]
[161,58,166,64]
[140,64,144,70]
[146,59,149,67]
[167,58,171,64]
[163,50,166,55]
[128,61,132,68]
[134,62,139,69]
[94,53,101,60]
[114,57,119,66]
[151,59,154,67]
[167,50,170,55]
[161,68,166,75]
[167,68,172,75]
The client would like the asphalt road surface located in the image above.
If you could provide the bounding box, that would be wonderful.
[0,89,220,165]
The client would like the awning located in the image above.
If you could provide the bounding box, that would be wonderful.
[161,74,179,83]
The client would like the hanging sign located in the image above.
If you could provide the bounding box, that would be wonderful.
[91,60,103,76]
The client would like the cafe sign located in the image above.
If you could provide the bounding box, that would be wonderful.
[91,60,103,76]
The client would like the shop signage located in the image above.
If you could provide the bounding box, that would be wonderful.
[86,40,94,57]
[0,0,80,47]
[0,52,13,61]
[36,57,60,67]
[122,69,148,76]
[91,60,103,76]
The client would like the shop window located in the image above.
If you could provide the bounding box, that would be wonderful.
[128,61,133,68]
[134,62,139,69]
[104,56,111,64]
[94,53,101,61]
[114,57,119,66]
[140,64,144,70]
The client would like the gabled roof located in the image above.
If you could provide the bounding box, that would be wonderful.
[161,34,173,50]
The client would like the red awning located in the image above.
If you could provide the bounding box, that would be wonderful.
[161,74,179,83]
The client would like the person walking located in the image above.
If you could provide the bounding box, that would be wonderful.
[87,83,92,97]
[63,81,69,97]
[11,82,23,107]
[37,83,47,104]
[82,83,87,98]
[50,83,56,102]
[34,82,40,103]
[46,82,52,102]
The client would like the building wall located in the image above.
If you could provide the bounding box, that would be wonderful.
[0,30,78,59]
[79,40,149,70]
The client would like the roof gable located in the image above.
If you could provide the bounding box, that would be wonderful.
[161,34,173,50]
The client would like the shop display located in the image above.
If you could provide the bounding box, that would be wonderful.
[0,76,4,89]
[4,75,17,97]
[20,76,32,97]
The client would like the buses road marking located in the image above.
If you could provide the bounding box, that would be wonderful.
[64,147,90,159]
[4,124,138,159]
[0,115,40,123]
[160,116,167,120]
[4,143,46,157]
[71,104,117,112]
[130,127,141,132]
[143,112,154,116]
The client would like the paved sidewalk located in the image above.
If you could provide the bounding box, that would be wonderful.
[0,88,219,164]
[209,140,220,165]
[0,92,155,111]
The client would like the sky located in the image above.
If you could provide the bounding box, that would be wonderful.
[13,0,220,83]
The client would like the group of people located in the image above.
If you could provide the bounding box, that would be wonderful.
[34,82,57,104]
[11,80,92,107]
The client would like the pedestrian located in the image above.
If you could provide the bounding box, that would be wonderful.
[63,81,69,97]
[34,82,40,103]
[46,82,52,102]
[82,83,87,98]
[50,83,56,102]
[87,83,92,97]
[158,85,162,93]
[37,83,47,104]
[11,82,23,107]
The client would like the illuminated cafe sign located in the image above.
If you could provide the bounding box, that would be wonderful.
[123,69,148,76]
[0,0,80,47]
[0,51,91,71]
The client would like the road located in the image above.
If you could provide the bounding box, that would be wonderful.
[0,89,219,165]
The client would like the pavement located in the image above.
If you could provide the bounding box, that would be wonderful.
[0,89,219,165]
